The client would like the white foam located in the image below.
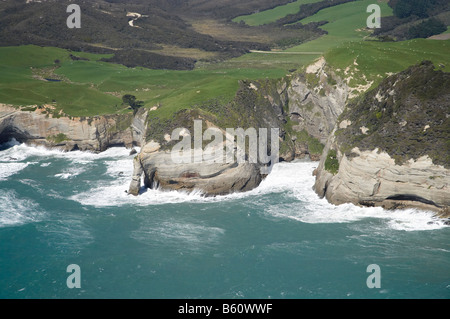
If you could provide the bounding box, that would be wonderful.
[35,218,94,250]
[54,173,75,179]
[131,221,225,250]
[0,190,44,228]
[54,165,87,179]
[0,140,32,180]
[0,162,30,181]
[105,159,134,178]
[49,146,448,232]
[258,162,448,231]
[0,141,138,182]
[0,141,135,163]
[71,182,207,207]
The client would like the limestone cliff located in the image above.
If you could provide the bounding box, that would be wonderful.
[127,65,349,196]
[314,61,450,214]
[128,140,262,197]
[287,57,349,144]
[0,104,147,152]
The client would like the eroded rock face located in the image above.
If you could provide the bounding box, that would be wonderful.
[287,57,349,145]
[0,104,146,152]
[313,62,450,213]
[314,145,450,212]
[128,141,263,196]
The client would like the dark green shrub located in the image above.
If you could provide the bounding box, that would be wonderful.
[324,149,339,175]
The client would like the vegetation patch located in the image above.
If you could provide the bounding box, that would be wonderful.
[373,0,449,41]
[281,117,324,158]
[335,61,450,168]
[325,38,450,93]
[47,133,69,144]
[324,149,339,174]
[232,0,322,26]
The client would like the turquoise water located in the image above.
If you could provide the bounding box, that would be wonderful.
[0,140,449,299]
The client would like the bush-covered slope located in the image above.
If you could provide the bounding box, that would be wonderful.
[335,61,450,168]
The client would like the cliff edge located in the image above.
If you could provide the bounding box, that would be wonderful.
[314,61,450,215]
[0,104,147,152]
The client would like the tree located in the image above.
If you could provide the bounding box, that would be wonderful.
[122,94,144,113]
[392,0,434,19]
[408,18,447,39]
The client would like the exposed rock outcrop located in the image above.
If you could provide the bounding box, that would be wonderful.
[314,61,450,213]
[287,57,349,144]
[128,140,262,196]
[314,145,450,212]
[0,104,147,151]
[127,60,351,197]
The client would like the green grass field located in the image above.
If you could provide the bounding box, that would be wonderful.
[226,0,394,70]
[0,46,120,116]
[206,51,322,72]
[0,45,287,118]
[232,0,322,26]
[0,1,448,120]
[325,38,450,89]
[286,0,393,53]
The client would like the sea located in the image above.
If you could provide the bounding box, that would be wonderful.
[0,139,449,299]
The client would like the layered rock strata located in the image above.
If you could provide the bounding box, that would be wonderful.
[128,141,262,196]
[0,104,146,152]
[314,62,450,214]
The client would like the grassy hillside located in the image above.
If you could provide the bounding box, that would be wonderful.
[325,39,450,90]
[0,46,121,116]
[0,0,325,69]
[286,0,393,52]
[0,0,448,123]
[0,45,287,118]
[232,0,322,26]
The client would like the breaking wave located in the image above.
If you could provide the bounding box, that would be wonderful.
[70,151,448,231]
[0,190,45,228]
[1,141,446,231]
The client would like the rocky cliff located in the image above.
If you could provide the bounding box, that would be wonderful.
[0,60,349,197]
[287,57,349,145]
[128,140,262,196]
[127,65,349,196]
[282,57,349,161]
[314,61,450,214]
[0,104,147,152]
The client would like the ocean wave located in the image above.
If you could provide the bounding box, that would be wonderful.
[54,165,88,180]
[0,140,136,163]
[260,163,448,232]
[131,220,225,250]
[104,159,134,178]
[0,162,30,181]
[71,160,310,207]
[5,140,441,232]
[0,140,138,182]
[0,140,31,180]
[35,217,94,251]
[0,190,45,228]
[0,138,21,150]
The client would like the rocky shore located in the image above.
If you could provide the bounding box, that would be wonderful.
[313,62,449,215]
[0,104,147,152]
[128,141,262,196]
[2,59,448,215]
